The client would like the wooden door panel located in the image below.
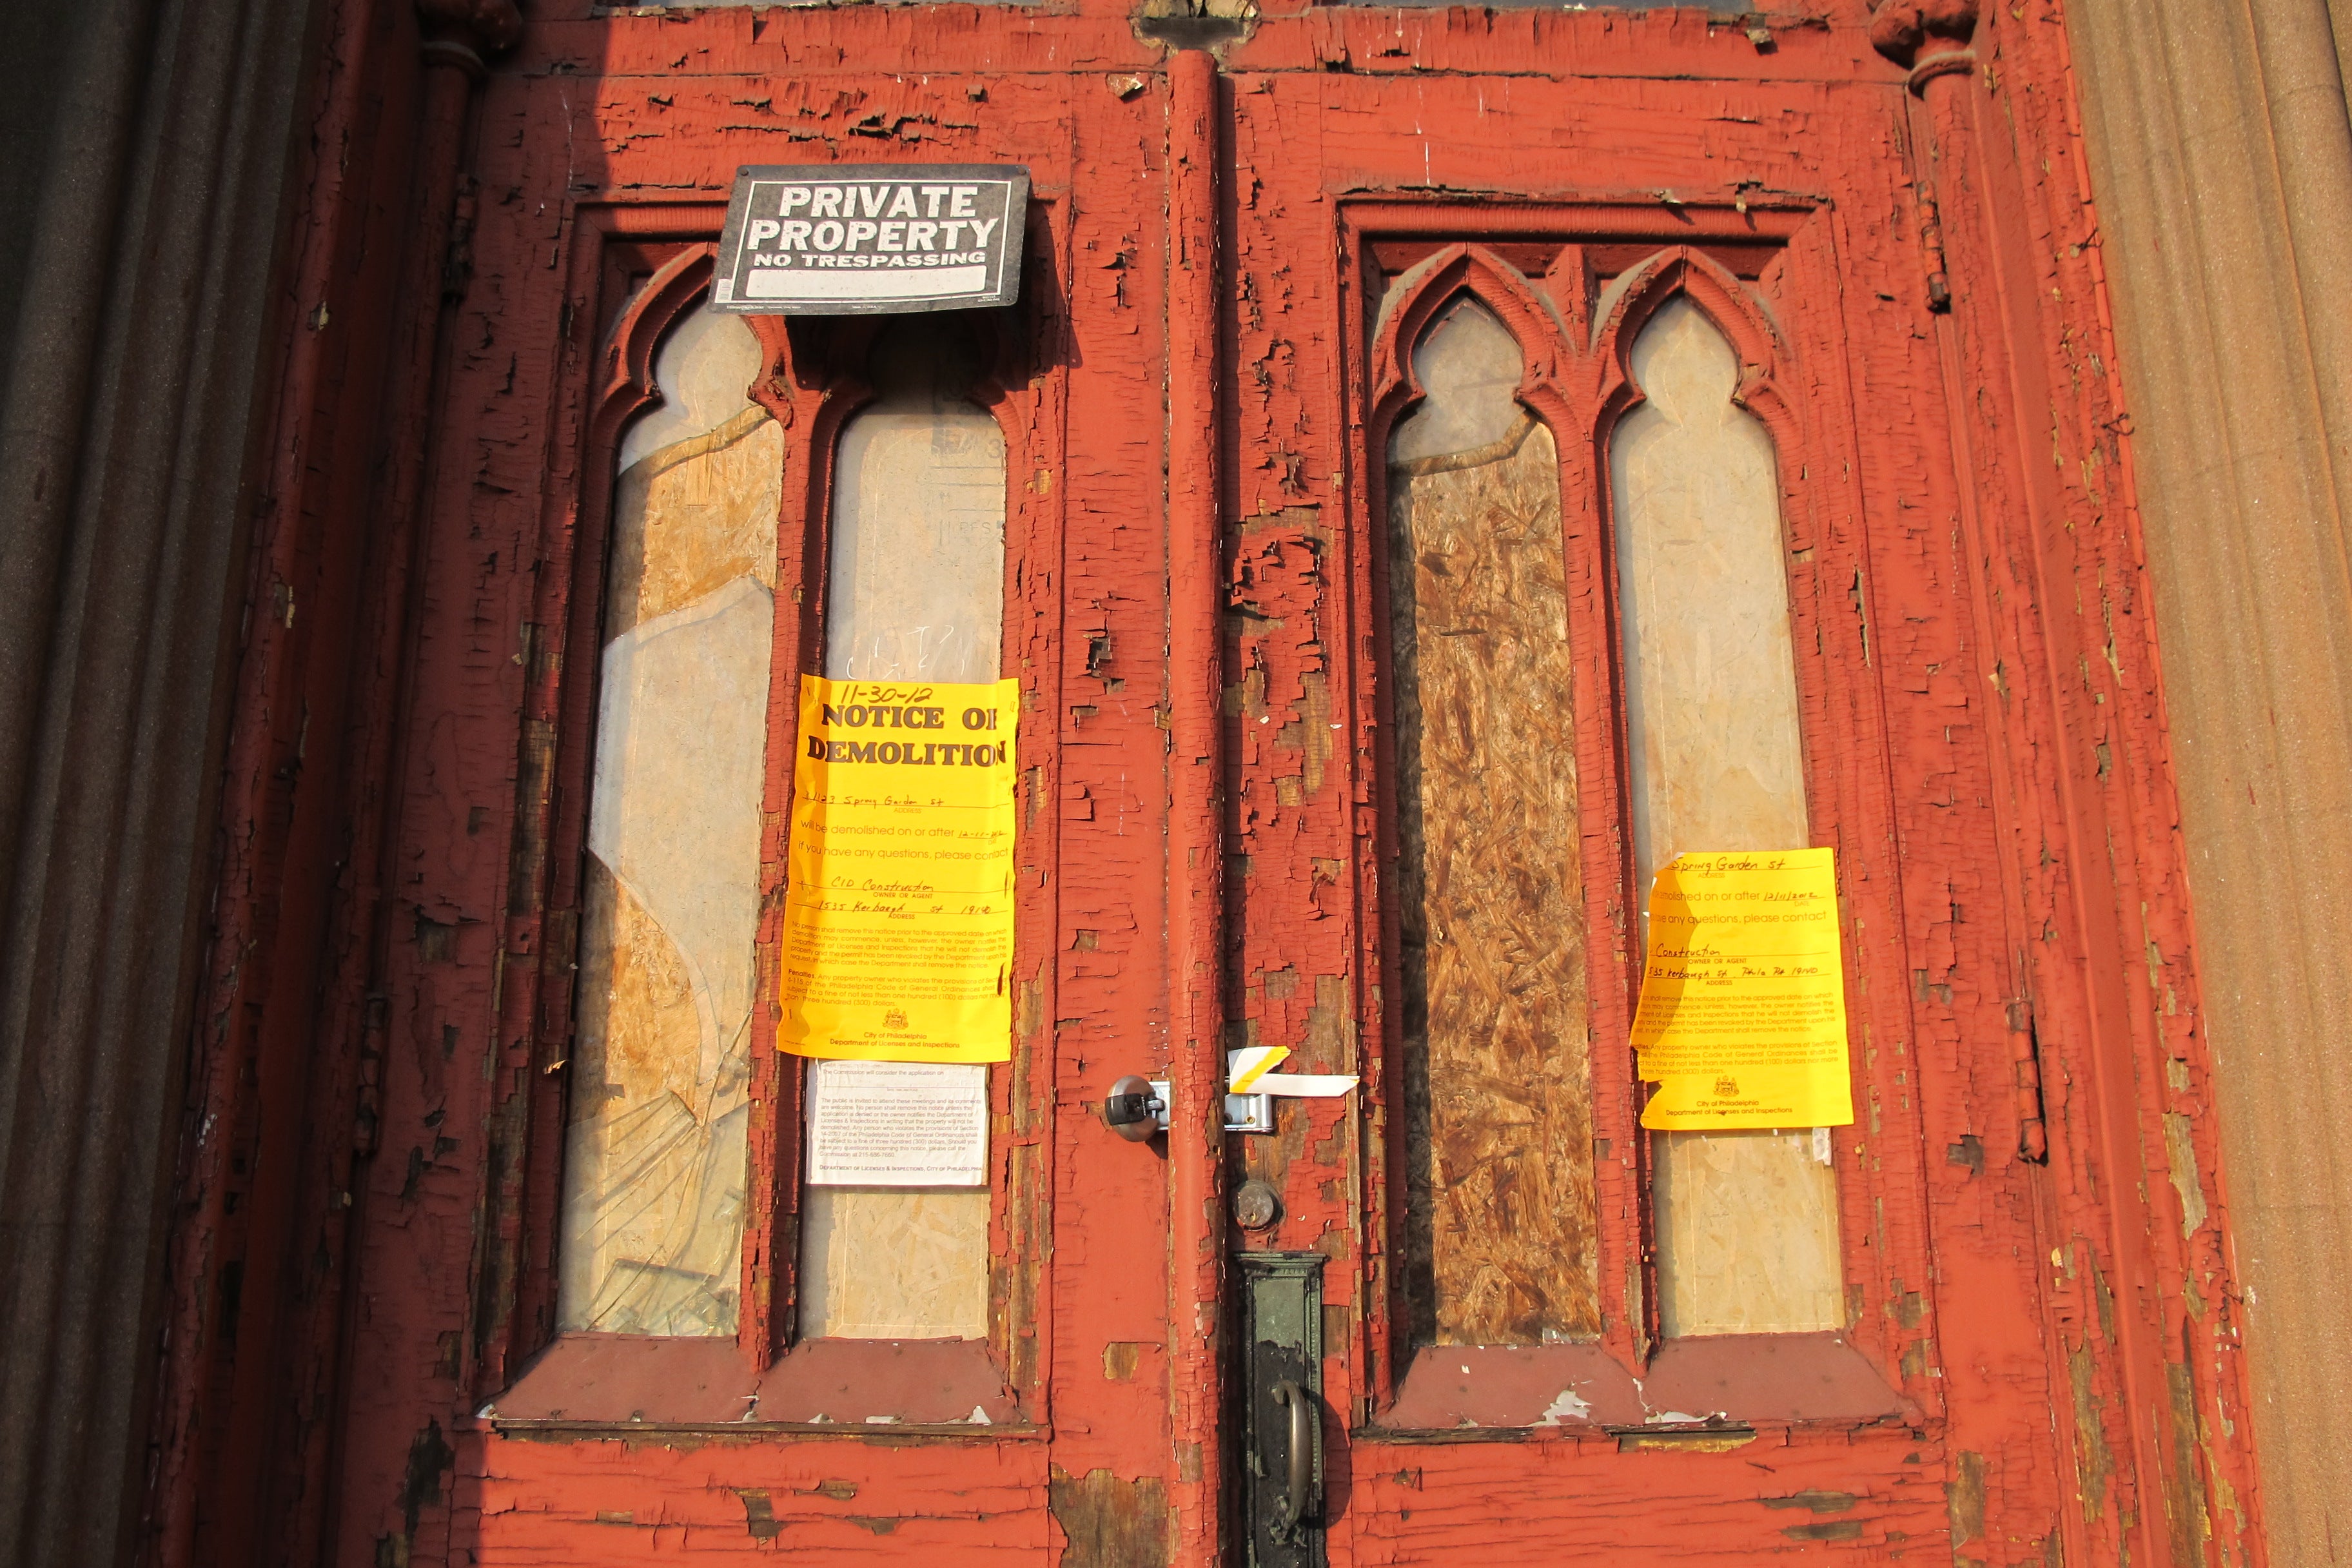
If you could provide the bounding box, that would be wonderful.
[334,14,1190,1560]
[474,1442,1055,1558]
[1220,31,2064,1562]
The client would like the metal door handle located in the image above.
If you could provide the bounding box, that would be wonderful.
[1270,1380,1314,1538]
[1104,1075,1168,1142]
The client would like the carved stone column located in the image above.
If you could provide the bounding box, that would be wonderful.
[346,0,525,1169]
[412,0,525,299]
[137,3,526,1564]
[1864,5,2269,1561]
[0,1,328,1564]
[1870,1,1979,311]
[2063,0,2352,1560]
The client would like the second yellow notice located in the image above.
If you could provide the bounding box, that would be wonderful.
[779,675,1019,1063]
[1632,847,1854,1130]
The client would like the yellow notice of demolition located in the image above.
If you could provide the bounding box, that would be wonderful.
[779,676,1019,1063]
[1632,848,1854,1130]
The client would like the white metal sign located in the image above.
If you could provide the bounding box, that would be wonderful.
[711,164,1028,315]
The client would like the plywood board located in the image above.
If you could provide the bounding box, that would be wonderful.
[1390,302,1599,1345]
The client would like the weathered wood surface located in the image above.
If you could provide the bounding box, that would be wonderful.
[166,0,2263,1563]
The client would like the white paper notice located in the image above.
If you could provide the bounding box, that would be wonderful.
[806,1061,988,1187]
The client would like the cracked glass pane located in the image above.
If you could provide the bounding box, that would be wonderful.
[556,300,778,1336]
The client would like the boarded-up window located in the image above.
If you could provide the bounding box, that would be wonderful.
[1612,297,1843,1337]
[558,302,779,1335]
[1389,297,1600,1346]
[797,321,1004,1340]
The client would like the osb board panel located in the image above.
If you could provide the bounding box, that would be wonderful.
[799,1186,991,1339]
[604,409,781,640]
[795,326,1008,1344]
[560,385,779,1337]
[1612,296,1842,1336]
[1387,416,1598,1346]
[564,860,749,1335]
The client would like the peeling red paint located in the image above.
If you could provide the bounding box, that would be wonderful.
[157,0,2261,1563]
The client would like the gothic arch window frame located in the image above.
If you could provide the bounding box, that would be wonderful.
[1364,240,1658,1394]
[758,302,1045,1379]
[1340,204,1937,1431]
[1585,244,1831,921]
[487,202,1063,1425]
[511,231,743,1387]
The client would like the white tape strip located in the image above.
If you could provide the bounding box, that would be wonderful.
[1249,1073,1358,1099]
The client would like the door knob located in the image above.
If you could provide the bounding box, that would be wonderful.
[1104,1075,1168,1141]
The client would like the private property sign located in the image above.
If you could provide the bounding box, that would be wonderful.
[711,164,1029,314]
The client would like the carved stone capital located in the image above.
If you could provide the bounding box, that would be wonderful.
[416,0,523,57]
[1868,0,1979,68]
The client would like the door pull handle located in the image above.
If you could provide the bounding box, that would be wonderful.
[1269,1379,1315,1540]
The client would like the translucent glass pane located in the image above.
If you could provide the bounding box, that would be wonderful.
[558,304,779,1335]
[1613,296,1843,1337]
[1389,298,1600,1346]
[823,329,1004,687]
[798,322,1004,1341]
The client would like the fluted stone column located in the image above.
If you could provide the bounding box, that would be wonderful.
[2063,1,2352,1560]
[0,3,327,1564]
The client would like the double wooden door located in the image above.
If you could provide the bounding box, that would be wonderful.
[328,3,2182,1563]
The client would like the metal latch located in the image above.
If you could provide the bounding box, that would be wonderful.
[1222,1090,1275,1134]
[1105,1075,1278,1139]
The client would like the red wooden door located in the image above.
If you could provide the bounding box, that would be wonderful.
[1217,29,2066,1563]
[335,14,1206,1563]
[324,3,2184,1565]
